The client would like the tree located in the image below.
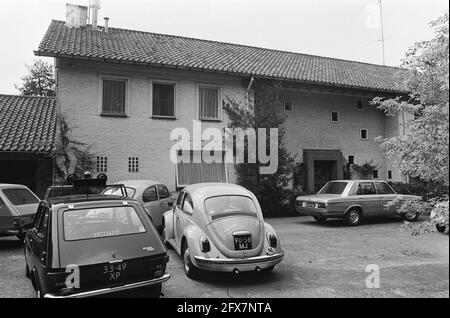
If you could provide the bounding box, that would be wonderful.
[15,60,56,97]
[223,80,296,216]
[373,13,449,233]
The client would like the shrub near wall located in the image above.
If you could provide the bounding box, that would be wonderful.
[389,181,449,201]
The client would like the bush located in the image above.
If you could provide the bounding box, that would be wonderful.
[389,181,448,201]
[430,199,449,234]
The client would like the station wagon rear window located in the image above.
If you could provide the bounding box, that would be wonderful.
[205,196,257,218]
[318,182,348,195]
[63,206,146,241]
[2,188,39,206]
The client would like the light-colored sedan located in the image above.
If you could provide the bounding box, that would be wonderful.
[296,180,421,226]
[0,184,40,240]
[162,183,284,278]
[103,180,173,231]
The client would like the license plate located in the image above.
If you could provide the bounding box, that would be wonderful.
[103,261,128,281]
[306,202,316,208]
[234,235,252,251]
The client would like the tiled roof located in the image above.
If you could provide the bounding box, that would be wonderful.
[0,94,57,153]
[36,20,406,93]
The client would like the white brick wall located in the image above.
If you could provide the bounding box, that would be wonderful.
[56,58,403,191]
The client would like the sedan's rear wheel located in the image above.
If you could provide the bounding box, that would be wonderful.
[345,208,362,226]
[313,216,327,224]
[182,245,200,279]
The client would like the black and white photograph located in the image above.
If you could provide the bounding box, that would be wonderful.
[0,0,448,306]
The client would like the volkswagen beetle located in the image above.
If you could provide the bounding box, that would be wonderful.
[162,183,284,278]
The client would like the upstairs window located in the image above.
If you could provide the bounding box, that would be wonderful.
[284,102,293,112]
[356,100,364,111]
[153,83,175,117]
[331,111,339,122]
[360,129,368,140]
[199,86,220,120]
[102,79,127,116]
[372,170,379,179]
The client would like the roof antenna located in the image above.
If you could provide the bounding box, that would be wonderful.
[379,0,386,65]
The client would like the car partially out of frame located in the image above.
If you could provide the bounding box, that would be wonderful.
[162,183,284,278]
[295,180,421,226]
[24,179,170,298]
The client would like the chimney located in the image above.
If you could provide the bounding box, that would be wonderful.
[90,0,101,30]
[104,17,109,33]
[66,3,88,29]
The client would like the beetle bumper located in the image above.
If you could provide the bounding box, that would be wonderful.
[43,273,171,298]
[193,252,284,272]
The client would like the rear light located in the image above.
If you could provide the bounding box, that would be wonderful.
[154,263,166,278]
[317,202,326,209]
[267,233,277,248]
[200,236,211,253]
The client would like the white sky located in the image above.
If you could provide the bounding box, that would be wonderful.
[0,0,448,94]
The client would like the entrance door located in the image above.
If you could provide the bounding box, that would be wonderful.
[314,160,336,192]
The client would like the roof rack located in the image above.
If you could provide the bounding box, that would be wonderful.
[44,178,129,201]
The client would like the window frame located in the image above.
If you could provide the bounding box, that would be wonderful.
[128,157,139,173]
[356,181,377,196]
[99,75,130,117]
[331,111,339,123]
[284,101,293,113]
[360,129,368,140]
[142,186,158,203]
[197,84,222,122]
[372,169,379,179]
[96,156,108,173]
[150,79,177,119]
[181,193,194,215]
[156,185,170,200]
[356,99,364,111]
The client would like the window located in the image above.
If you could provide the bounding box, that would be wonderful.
[102,79,127,115]
[388,170,393,179]
[157,185,170,199]
[199,86,220,120]
[284,102,293,112]
[128,157,139,173]
[142,187,158,202]
[103,186,136,198]
[331,111,339,122]
[96,156,108,172]
[182,194,194,214]
[356,100,364,111]
[372,170,379,179]
[176,192,185,207]
[356,182,377,195]
[375,182,395,195]
[205,196,257,216]
[318,182,348,195]
[2,188,39,206]
[153,83,175,117]
[360,129,368,139]
[63,206,146,241]
[0,197,8,215]
[348,155,355,165]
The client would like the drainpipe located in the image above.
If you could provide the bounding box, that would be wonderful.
[247,77,255,91]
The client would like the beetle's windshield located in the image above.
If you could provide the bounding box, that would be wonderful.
[63,206,146,241]
[205,196,257,216]
[318,182,348,195]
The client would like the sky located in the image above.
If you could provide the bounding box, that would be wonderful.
[0,0,448,94]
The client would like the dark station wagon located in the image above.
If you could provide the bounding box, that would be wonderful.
[24,180,170,298]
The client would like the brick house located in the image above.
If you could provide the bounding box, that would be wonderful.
[34,17,409,193]
[0,95,57,198]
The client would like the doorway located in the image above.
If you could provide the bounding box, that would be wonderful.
[314,160,336,192]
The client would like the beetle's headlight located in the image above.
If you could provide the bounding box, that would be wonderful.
[266,233,277,248]
[200,236,211,253]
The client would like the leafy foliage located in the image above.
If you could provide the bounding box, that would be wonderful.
[15,60,56,97]
[389,181,449,201]
[372,13,449,234]
[51,115,96,184]
[223,81,296,216]
[351,160,379,179]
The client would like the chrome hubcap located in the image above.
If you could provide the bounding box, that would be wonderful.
[349,211,359,223]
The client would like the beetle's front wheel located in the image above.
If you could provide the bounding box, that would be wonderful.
[182,245,201,279]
